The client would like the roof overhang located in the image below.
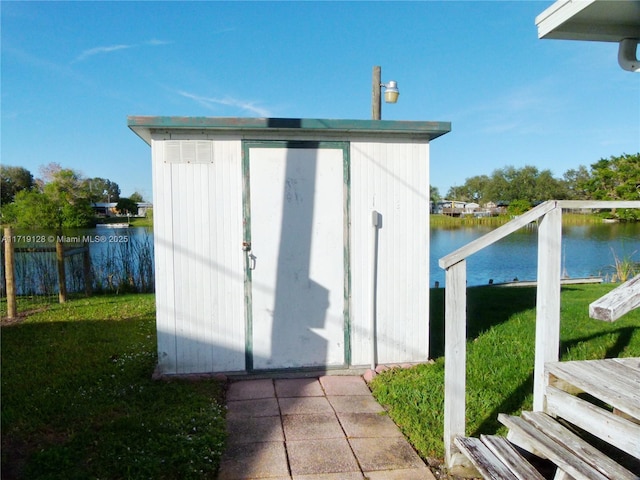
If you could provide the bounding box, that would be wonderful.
[128,116,451,146]
[536,0,640,42]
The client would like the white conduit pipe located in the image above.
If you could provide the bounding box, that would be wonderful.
[370,210,381,370]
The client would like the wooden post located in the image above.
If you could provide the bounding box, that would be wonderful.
[372,66,381,120]
[4,227,17,319]
[444,259,469,469]
[55,235,67,303]
[82,244,92,296]
[533,203,562,411]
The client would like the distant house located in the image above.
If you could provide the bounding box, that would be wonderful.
[92,202,118,217]
[463,202,479,214]
[494,201,510,215]
[435,200,474,216]
[91,201,152,217]
[136,202,152,217]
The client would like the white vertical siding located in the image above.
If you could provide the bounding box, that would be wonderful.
[349,139,430,365]
[152,138,177,373]
[151,132,431,374]
[152,137,245,374]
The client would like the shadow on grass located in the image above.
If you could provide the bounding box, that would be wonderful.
[469,324,638,438]
[1,310,227,480]
[561,326,638,359]
[429,284,639,439]
[429,285,538,359]
[470,372,535,438]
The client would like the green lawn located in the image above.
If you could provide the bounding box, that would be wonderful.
[370,283,640,464]
[1,294,225,480]
[3,285,638,478]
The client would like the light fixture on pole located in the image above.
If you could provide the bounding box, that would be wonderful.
[383,80,399,103]
[372,66,399,120]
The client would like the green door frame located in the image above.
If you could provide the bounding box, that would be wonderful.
[241,140,351,372]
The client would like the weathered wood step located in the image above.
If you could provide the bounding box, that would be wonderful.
[545,384,640,457]
[454,434,550,479]
[454,436,519,480]
[499,412,637,480]
[481,435,547,480]
[545,358,640,421]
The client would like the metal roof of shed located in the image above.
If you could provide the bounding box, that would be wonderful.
[536,0,640,42]
[128,116,451,145]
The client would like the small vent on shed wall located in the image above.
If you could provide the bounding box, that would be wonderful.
[164,140,214,164]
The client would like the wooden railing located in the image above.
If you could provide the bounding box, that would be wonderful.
[438,199,640,469]
[589,273,640,321]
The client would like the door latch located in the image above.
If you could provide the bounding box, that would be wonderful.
[242,241,251,252]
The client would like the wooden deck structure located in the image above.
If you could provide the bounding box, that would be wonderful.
[456,358,640,479]
[438,200,640,478]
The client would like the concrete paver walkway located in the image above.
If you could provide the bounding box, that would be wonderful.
[218,376,436,480]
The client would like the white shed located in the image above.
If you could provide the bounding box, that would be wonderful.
[128,116,451,375]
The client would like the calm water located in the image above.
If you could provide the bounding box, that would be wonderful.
[3,226,154,295]
[120,223,638,287]
[430,223,640,287]
[5,223,639,293]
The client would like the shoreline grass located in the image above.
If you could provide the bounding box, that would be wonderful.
[429,212,606,228]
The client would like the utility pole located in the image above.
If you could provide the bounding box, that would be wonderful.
[372,66,382,120]
[371,66,399,120]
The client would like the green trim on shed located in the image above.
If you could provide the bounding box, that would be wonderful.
[241,139,352,371]
[128,116,451,145]
[241,142,254,371]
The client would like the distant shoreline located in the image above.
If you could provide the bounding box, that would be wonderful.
[430,212,620,228]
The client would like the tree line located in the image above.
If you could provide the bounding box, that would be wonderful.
[432,153,639,219]
[1,163,145,229]
[3,153,637,228]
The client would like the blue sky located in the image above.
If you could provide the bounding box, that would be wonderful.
[2,1,639,201]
